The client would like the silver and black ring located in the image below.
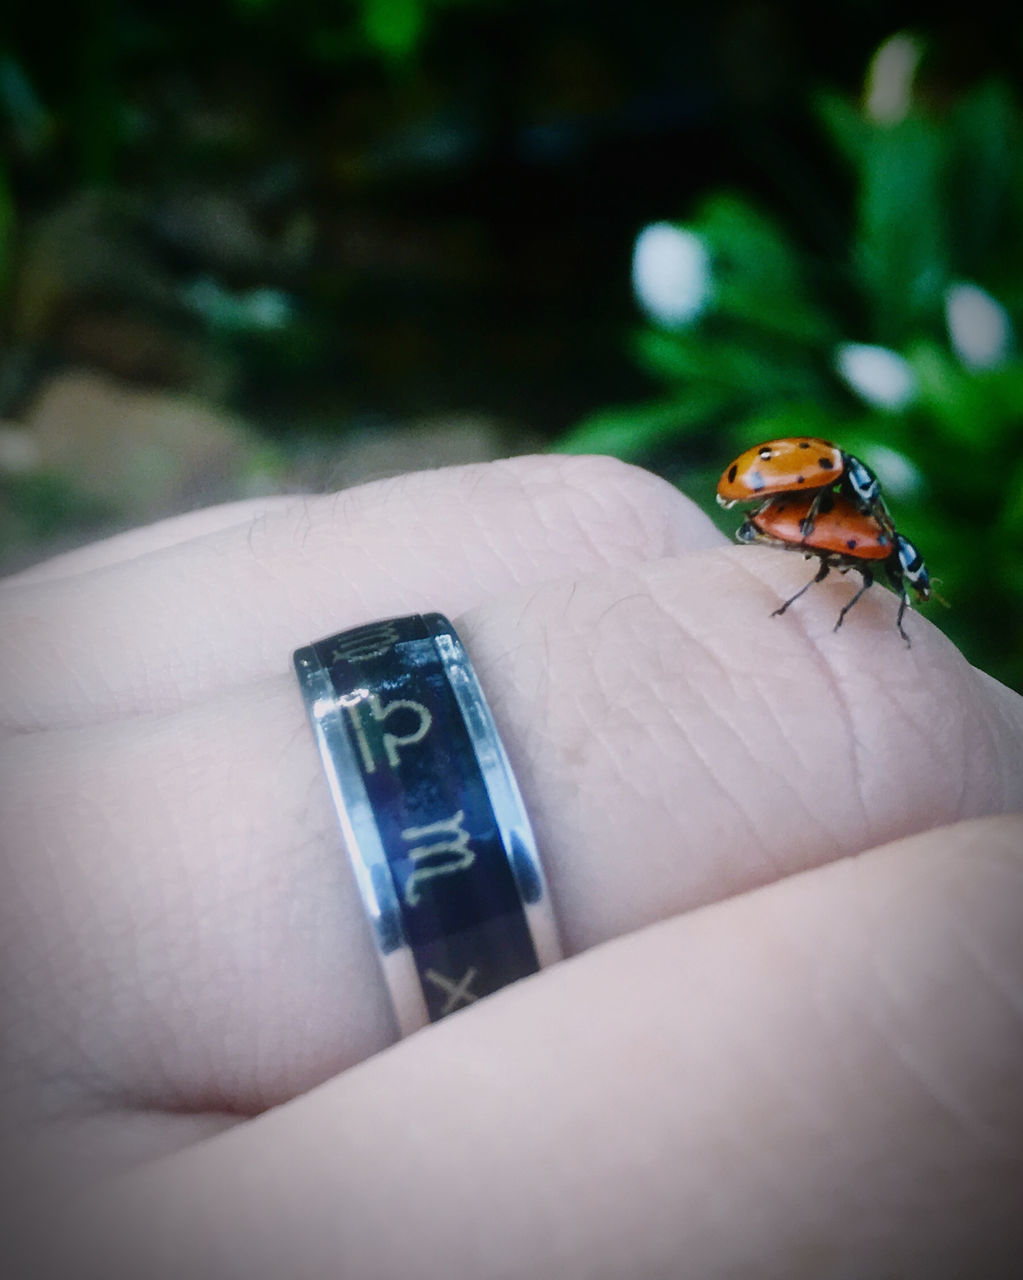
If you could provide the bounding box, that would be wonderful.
[294,613,561,1036]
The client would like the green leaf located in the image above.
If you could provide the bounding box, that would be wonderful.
[0,54,52,155]
[815,90,871,166]
[556,389,730,459]
[998,457,1023,536]
[361,0,426,62]
[688,194,833,345]
[907,339,1008,449]
[855,116,949,339]
[696,194,803,290]
[726,402,849,451]
[947,80,1019,271]
[632,328,825,401]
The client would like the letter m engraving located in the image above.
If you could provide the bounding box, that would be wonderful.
[401,810,476,906]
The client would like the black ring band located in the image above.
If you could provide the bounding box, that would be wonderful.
[294,614,561,1034]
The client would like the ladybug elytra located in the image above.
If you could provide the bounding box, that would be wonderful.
[717,436,887,535]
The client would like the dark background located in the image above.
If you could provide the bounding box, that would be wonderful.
[2,1,1022,683]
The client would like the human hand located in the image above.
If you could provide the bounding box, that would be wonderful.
[3,455,1021,1278]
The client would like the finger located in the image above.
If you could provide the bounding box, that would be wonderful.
[476,548,1023,952]
[0,496,301,587]
[6,550,1021,1132]
[61,813,1023,1280]
[0,456,723,731]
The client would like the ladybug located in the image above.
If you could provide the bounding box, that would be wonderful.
[717,436,889,534]
[736,492,931,645]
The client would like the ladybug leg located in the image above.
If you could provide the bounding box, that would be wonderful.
[798,488,834,538]
[884,559,913,648]
[833,567,874,633]
[772,559,830,617]
[895,590,912,647]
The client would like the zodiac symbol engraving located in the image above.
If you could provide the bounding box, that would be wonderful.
[401,810,476,906]
[330,622,402,664]
[343,693,433,773]
[424,966,480,1015]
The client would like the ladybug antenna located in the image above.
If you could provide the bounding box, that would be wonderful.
[927,578,951,609]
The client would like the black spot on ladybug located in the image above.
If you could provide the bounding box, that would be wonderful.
[798,440,811,448]
[758,447,772,459]
[796,474,806,484]
[846,538,858,550]
[728,464,737,483]
[817,457,835,470]
[750,468,765,492]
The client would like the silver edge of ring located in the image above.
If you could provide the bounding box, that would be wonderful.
[428,624,562,970]
[294,645,430,1035]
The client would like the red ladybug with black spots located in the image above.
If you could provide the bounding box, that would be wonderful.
[718,436,891,535]
[736,491,931,646]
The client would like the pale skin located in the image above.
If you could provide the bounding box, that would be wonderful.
[1,454,1022,1278]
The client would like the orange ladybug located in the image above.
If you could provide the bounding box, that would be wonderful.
[737,492,931,645]
[718,436,889,534]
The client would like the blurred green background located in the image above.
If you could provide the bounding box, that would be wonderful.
[2,2,1022,688]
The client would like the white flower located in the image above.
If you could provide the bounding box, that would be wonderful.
[243,288,292,331]
[631,222,711,327]
[944,281,1013,370]
[183,278,292,332]
[858,443,922,500]
[0,425,40,474]
[835,342,917,411]
[864,32,923,125]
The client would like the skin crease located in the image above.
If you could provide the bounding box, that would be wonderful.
[0,455,1020,1278]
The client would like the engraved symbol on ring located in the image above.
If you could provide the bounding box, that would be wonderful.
[401,810,476,906]
[343,693,433,773]
[425,966,480,1015]
[330,622,402,664]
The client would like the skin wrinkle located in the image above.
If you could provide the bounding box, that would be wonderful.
[728,549,879,842]
[774,833,1023,1250]
[639,611,774,873]
[730,677,836,859]
[846,634,975,825]
[3,700,304,1109]
[813,834,1023,1168]
[973,670,1022,813]
[613,567,852,880]
[72,819,1014,1280]
[515,580,770,922]
[3,497,306,590]
[803,896,899,1143]
[934,681,971,820]
[648,596,825,879]
[11,696,355,1095]
[946,857,1023,1029]
[860,874,1015,1158]
[657,618,832,873]
[457,552,1023,957]
[530,457,722,565]
[965,674,1020,817]
[894,660,999,827]
[505,629,556,781]
[3,457,715,735]
[4,456,1022,1276]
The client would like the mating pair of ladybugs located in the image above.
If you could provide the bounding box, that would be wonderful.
[717,437,932,646]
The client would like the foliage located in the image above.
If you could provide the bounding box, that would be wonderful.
[0,469,115,554]
[229,0,496,65]
[559,41,1023,690]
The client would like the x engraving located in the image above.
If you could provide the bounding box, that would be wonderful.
[425,966,480,1015]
